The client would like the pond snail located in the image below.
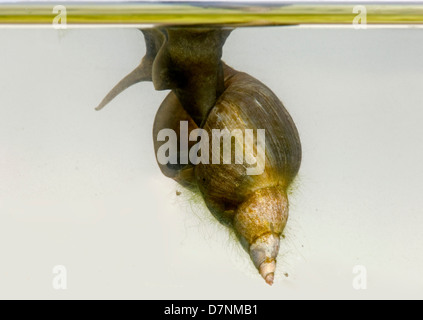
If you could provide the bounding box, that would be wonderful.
[96,28,302,285]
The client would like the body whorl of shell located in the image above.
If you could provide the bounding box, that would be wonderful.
[97,27,302,285]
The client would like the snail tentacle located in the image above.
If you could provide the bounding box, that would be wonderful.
[95,29,165,111]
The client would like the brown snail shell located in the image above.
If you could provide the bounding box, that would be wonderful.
[96,27,302,285]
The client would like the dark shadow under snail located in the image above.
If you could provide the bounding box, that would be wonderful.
[96,28,302,285]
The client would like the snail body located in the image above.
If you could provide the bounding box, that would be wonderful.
[97,28,301,285]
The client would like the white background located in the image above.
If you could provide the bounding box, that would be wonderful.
[0,26,422,299]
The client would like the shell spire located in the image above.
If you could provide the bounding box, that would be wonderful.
[234,187,288,286]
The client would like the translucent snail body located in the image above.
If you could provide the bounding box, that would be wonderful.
[96,28,301,285]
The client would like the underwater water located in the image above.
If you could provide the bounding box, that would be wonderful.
[0,26,422,299]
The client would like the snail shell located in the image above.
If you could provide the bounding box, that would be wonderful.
[153,63,301,285]
[97,27,302,285]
